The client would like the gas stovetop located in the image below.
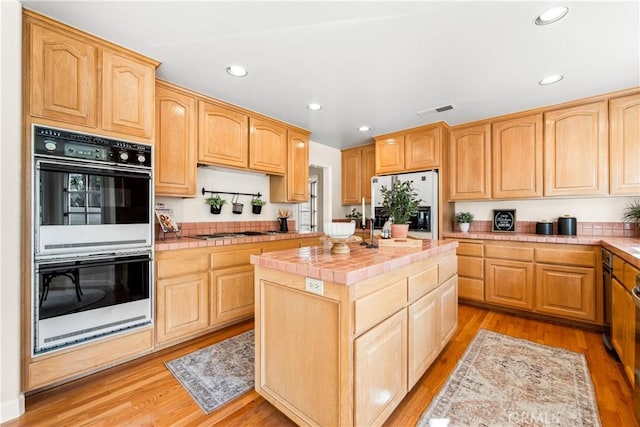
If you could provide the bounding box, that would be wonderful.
[190,230,283,240]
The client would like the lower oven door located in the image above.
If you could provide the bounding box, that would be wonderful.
[33,251,152,355]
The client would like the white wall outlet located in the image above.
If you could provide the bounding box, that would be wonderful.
[305,277,324,295]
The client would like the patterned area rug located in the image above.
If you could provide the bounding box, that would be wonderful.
[417,329,601,427]
[165,330,254,414]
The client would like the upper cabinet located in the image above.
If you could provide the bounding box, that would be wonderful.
[492,113,543,199]
[543,101,608,197]
[249,117,287,175]
[155,80,197,197]
[198,100,249,168]
[24,10,159,142]
[609,93,640,195]
[271,129,310,202]
[374,123,445,175]
[342,144,375,205]
[449,123,492,200]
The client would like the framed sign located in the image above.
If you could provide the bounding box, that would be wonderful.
[492,209,516,232]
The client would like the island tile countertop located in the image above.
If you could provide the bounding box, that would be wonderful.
[155,231,324,251]
[250,240,458,285]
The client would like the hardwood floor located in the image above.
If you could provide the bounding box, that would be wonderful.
[4,304,636,426]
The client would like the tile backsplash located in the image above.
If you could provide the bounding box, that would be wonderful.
[459,220,638,237]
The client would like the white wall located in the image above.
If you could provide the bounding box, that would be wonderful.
[0,0,25,422]
[455,196,638,223]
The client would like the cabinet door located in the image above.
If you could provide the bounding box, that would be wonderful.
[611,277,625,359]
[101,50,155,139]
[408,290,438,389]
[354,309,407,427]
[439,275,458,347]
[155,83,197,197]
[544,101,608,196]
[535,264,596,321]
[249,117,287,175]
[492,114,543,198]
[449,124,491,200]
[405,127,440,171]
[341,147,362,205]
[361,145,376,204]
[287,130,309,201]
[210,265,255,325]
[375,136,404,175]
[28,21,98,127]
[609,93,640,195]
[156,273,209,345]
[485,259,534,310]
[198,100,249,168]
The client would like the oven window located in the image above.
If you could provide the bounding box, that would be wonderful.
[40,168,150,226]
[37,255,150,320]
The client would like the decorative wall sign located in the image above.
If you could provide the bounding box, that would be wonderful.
[492,209,516,232]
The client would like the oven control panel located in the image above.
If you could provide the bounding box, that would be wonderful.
[33,125,152,168]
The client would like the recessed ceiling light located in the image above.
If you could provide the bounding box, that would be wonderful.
[539,74,564,85]
[226,65,248,77]
[358,126,371,132]
[535,5,569,25]
[306,103,322,111]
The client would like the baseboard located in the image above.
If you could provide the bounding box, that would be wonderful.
[1,394,25,423]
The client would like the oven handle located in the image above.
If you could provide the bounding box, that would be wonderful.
[36,158,151,179]
[37,252,152,272]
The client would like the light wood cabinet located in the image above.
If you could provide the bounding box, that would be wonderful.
[408,289,438,389]
[101,49,155,139]
[535,264,596,321]
[449,123,492,200]
[156,273,209,344]
[341,144,375,205]
[27,20,98,128]
[198,99,249,168]
[439,275,458,347]
[249,117,287,175]
[211,265,255,325]
[456,241,484,302]
[612,276,635,385]
[270,129,310,202]
[485,259,534,310]
[25,10,158,141]
[492,113,543,198]
[609,93,640,195]
[154,81,197,197]
[374,124,444,175]
[544,101,608,196]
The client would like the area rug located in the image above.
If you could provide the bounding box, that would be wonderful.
[417,329,601,427]
[165,329,254,414]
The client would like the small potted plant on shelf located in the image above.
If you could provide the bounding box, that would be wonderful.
[454,212,474,233]
[205,194,227,214]
[622,200,640,236]
[380,180,421,238]
[251,197,267,214]
[345,208,363,224]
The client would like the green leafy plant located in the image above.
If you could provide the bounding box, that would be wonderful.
[380,180,421,224]
[454,212,474,224]
[204,194,227,208]
[622,200,640,226]
[251,197,267,207]
[345,208,363,221]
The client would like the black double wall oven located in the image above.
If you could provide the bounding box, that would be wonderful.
[32,125,153,355]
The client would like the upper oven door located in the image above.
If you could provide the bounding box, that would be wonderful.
[34,159,152,258]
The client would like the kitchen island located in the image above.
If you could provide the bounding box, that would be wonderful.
[250,240,458,426]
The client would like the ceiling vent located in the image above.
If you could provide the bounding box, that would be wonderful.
[416,104,455,116]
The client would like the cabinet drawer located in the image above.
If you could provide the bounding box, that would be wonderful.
[355,279,407,335]
[456,241,483,257]
[458,256,484,279]
[534,247,595,267]
[156,254,208,279]
[439,256,457,283]
[458,277,484,302]
[408,265,438,302]
[211,249,261,269]
[485,245,533,262]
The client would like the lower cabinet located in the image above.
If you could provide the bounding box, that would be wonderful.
[535,264,596,321]
[456,241,484,301]
[156,273,209,344]
[211,264,255,325]
[485,259,534,310]
[612,262,638,386]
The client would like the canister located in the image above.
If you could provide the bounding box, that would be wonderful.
[557,215,577,236]
[535,221,553,235]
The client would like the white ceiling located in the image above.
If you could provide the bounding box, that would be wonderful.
[21,1,640,149]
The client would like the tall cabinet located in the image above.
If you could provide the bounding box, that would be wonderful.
[609,93,640,195]
[449,123,491,200]
[341,144,375,205]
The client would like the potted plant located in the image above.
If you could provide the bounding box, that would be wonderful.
[345,208,363,224]
[251,197,267,214]
[454,212,474,233]
[380,180,421,238]
[623,200,640,236]
[205,194,227,214]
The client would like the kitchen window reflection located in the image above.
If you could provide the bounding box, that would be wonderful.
[68,173,103,225]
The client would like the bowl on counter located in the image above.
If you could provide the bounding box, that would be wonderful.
[324,222,356,239]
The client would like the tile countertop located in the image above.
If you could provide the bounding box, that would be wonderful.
[250,240,458,285]
[442,231,640,269]
[155,231,324,251]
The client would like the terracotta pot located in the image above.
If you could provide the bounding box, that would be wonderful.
[391,223,409,238]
